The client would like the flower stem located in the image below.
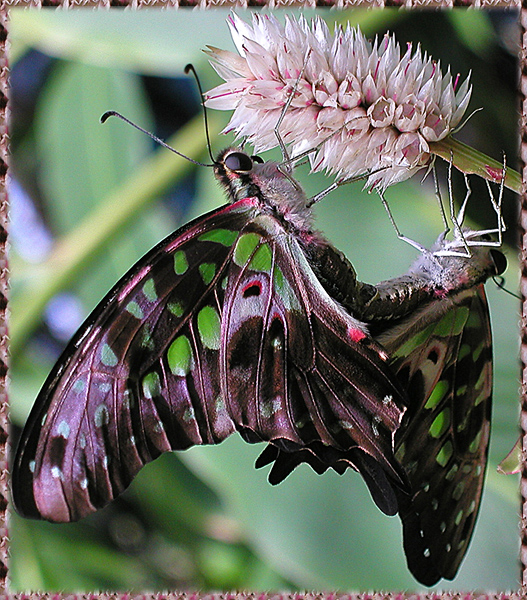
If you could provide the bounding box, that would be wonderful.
[430,137,521,194]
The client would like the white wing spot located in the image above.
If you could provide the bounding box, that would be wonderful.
[94,404,110,428]
[57,420,70,439]
[372,415,381,437]
[183,407,196,423]
[51,466,63,480]
[29,460,36,473]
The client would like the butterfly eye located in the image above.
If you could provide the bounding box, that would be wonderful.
[490,249,507,276]
[224,152,254,173]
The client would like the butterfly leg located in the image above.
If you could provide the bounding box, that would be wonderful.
[274,48,313,190]
[377,189,428,254]
[432,163,451,235]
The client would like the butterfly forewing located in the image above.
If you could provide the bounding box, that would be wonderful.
[14,194,408,523]
[13,201,256,521]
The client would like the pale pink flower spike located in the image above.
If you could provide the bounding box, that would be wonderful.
[204,13,472,191]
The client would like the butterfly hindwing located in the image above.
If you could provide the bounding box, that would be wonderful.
[222,214,409,513]
[380,285,493,585]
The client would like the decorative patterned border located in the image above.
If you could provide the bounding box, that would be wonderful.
[0,1,524,599]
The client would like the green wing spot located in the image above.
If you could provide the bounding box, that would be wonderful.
[474,367,486,392]
[101,344,118,367]
[126,301,144,320]
[455,384,468,398]
[143,279,158,302]
[249,242,273,273]
[94,404,110,428]
[452,306,470,335]
[474,387,488,407]
[469,430,482,453]
[143,371,161,399]
[429,408,450,438]
[472,340,485,362]
[425,380,449,409]
[273,265,285,292]
[73,378,85,393]
[392,324,434,358]
[141,325,155,351]
[458,343,471,361]
[168,301,185,317]
[435,306,469,337]
[167,335,193,376]
[436,440,453,467]
[234,232,260,266]
[199,228,238,247]
[453,481,465,501]
[272,264,301,312]
[466,309,482,329]
[174,250,189,275]
[395,442,405,461]
[199,262,217,285]
[445,463,459,481]
[198,305,221,350]
[455,509,464,526]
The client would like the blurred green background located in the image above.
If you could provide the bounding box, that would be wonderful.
[8,7,521,593]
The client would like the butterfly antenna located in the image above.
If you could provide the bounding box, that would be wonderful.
[492,276,521,300]
[100,111,214,167]
[184,63,216,165]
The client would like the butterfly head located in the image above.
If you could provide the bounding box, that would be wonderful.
[214,148,314,232]
[411,231,507,292]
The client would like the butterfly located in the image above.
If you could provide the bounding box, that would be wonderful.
[12,147,410,523]
[256,229,506,586]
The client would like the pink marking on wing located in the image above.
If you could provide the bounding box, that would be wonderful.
[348,326,366,343]
[117,264,152,301]
[485,165,505,183]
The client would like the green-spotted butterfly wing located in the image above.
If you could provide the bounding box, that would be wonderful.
[372,237,506,585]
[255,233,505,586]
[13,149,408,523]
